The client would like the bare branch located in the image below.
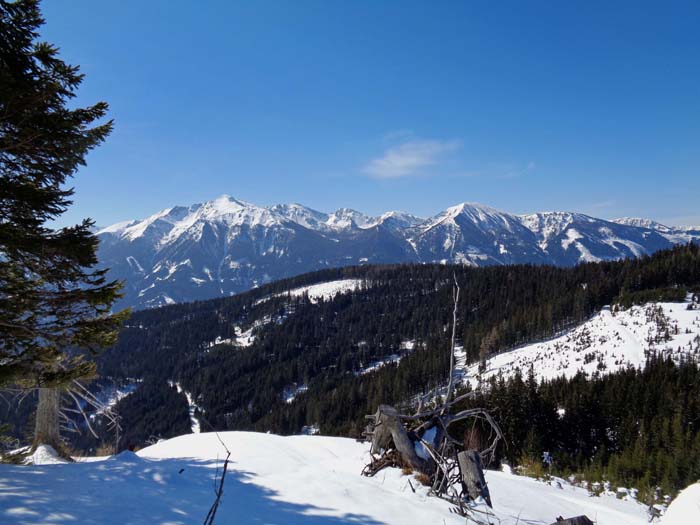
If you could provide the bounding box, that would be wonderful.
[203,432,232,525]
[443,273,460,412]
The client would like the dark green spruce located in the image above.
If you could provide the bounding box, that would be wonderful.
[0,0,127,452]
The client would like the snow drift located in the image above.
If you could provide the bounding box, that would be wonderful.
[662,482,700,524]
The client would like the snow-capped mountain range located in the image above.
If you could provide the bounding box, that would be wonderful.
[97,195,700,310]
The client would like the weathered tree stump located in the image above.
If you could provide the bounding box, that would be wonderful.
[367,405,434,474]
[458,449,491,507]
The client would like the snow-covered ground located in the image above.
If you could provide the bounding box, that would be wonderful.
[662,482,700,524]
[464,300,700,386]
[0,431,649,525]
[260,278,365,305]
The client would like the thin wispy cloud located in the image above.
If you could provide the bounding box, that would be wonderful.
[499,161,536,179]
[363,138,461,179]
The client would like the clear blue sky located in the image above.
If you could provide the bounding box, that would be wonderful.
[41,0,700,227]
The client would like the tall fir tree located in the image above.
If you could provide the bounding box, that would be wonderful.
[0,0,128,453]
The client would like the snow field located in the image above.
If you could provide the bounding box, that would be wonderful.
[0,431,650,525]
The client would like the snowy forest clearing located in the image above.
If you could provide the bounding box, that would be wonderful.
[256,278,365,305]
[0,431,651,525]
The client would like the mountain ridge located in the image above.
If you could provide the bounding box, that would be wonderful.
[97,195,700,309]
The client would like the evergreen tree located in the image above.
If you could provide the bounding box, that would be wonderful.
[0,0,127,452]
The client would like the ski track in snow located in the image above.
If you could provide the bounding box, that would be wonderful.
[0,431,650,525]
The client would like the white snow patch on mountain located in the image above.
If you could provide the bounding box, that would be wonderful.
[96,220,138,236]
[125,256,145,274]
[358,354,403,375]
[357,341,419,375]
[207,326,256,349]
[614,217,673,232]
[233,325,255,347]
[167,381,201,434]
[561,228,583,249]
[265,278,365,304]
[519,211,576,247]
[464,300,700,387]
[0,431,649,524]
[602,237,645,257]
[137,283,155,297]
[90,382,138,419]
[282,383,308,403]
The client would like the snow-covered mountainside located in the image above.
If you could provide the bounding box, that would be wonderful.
[96,194,700,309]
[463,298,700,387]
[0,431,649,525]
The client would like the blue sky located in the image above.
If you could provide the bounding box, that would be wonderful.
[41,1,700,227]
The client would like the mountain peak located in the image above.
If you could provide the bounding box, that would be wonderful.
[203,194,256,213]
[327,208,374,229]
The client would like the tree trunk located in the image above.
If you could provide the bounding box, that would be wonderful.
[33,387,64,455]
[458,449,492,507]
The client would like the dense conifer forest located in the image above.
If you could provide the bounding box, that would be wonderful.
[456,356,700,502]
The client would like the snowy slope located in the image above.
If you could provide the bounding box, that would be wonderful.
[408,202,547,266]
[0,431,648,525]
[519,211,672,264]
[276,278,365,304]
[464,299,700,386]
[614,218,700,245]
[662,482,700,524]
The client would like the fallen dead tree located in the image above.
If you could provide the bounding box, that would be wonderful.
[361,275,503,518]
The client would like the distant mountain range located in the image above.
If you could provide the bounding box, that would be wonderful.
[96,195,700,310]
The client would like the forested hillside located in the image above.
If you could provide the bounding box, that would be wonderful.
[4,244,699,497]
[85,243,700,438]
[456,356,700,502]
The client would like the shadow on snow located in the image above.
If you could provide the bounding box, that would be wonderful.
[0,453,384,525]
